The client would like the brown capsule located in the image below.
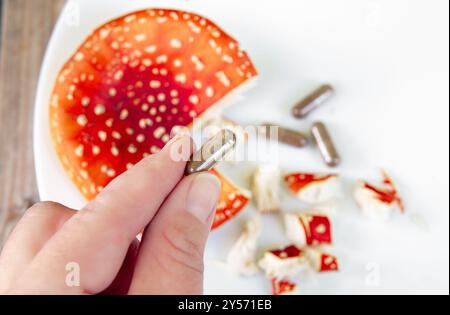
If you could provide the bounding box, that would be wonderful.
[185,129,237,175]
[311,121,341,167]
[262,123,308,148]
[292,84,335,118]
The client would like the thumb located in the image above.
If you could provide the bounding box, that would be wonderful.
[129,173,221,294]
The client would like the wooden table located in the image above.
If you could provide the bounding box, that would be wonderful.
[0,0,65,247]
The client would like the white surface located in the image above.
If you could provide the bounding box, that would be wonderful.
[34,0,449,294]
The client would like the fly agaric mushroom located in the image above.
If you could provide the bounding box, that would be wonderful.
[251,165,281,213]
[211,169,251,229]
[284,213,333,246]
[227,215,262,276]
[354,170,404,221]
[49,9,257,228]
[285,173,341,204]
[258,245,309,280]
[305,248,339,272]
[271,278,298,295]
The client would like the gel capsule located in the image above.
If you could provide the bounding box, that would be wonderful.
[311,122,341,167]
[292,84,334,118]
[185,129,237,175]
[262,123,308,148]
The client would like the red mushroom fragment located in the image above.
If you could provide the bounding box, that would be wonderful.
[306,248,339,272]
[285,173,341,204]
[49,9,257,225]
[258,245,309,280]
[354,170,404,221]
[284,213,332,246]
[271,278,298,295]
[211,169,251,229]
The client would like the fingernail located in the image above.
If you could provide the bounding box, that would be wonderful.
[165,135,194,162]
[186,173,221,223]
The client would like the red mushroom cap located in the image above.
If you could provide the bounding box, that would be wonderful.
[298,213,332,246]
[271,278,297,295]
[50,9,257,219]
[211,169,251,229]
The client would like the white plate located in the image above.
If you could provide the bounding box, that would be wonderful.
[34,0,449,294]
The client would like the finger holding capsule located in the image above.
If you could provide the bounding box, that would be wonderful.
[185,129,237,175]
[292,84,335,119]
[262,123,308,148]
[311,121,341,167]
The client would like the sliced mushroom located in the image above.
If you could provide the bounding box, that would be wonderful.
[251,165,281,213]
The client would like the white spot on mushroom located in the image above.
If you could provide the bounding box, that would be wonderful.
[142,59,152,67]
[173,59,182,67]
[144,45,157,54]
[154,127,166,139]
[112,131,121,140]
[175,74,187,84]
[191,56,205,71]
[128,144,138,154]
[162,134,170,143]
[92,146,101,155]
[141,104,149,111]
[109,88,117,97]
[81,97,91,107]
[156,16,168,24]
[134,34,147,42]
[159,105,167,113]
[206,86,215,98]
[75,145,84,157]
[74,52,84,62]
[147,95,156,104]
[80,170,89,180]
[172,98,180,105]
[194,80,202,89]
[136,134,145,143]
[170,39,182,48]
[126,128,134,135]
[157,93,166,101]
[216,71,231,87]
[189,95,199,105]
[126,163,134,170]
[119,109,128,120]
[96,131,107,143]
[77,115,88,127]
[222,55,233,64]
[94,104,105,115]
[150,146,160,154]
[111,41,120,50]
[156,55,168,64]
[100,28,110,39]
[124,14,136,23]
[170,89,179,97]
[150,80,161,89]
[111,145,119,157]
[149,108,157,115]
[114,70,124,80]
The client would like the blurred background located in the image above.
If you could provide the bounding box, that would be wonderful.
[0,0,65,246]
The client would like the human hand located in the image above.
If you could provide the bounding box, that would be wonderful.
[0,135,221,294]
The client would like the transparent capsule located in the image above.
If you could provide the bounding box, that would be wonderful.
[185,129,237,175]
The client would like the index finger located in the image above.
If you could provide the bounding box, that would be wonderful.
[17,135,193,294]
